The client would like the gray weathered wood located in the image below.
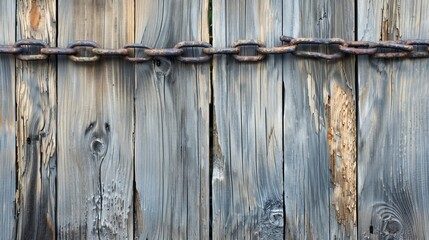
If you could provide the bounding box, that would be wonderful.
[16,0,57,239]
[282,0,356,239]
[0,1,16,240]
[211,1,284,239]
[134,0,210,238]
[57,0,134,238]
[358,1,429,239]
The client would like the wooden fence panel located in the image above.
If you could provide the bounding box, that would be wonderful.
[358,1,429,239]
[211,1,284,239]
[15,0,57,239]
[282,0,356,239]
[57,0,134,239]
[5,1,429,239]
[134,0,210,239]
[0,1,16,240]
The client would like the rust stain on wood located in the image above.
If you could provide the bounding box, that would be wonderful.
[306,220,314,240]
[134,189,143,239]
[29,0,40,30]
[380,0,401,40]
[46,213,55,240]
[382,18,389,40]
[325,83,356,235]
[285,215,292,237]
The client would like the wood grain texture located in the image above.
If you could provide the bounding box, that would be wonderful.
[57,0,134,239]
[0,1,16,240]
[358,0,429,239]
[282,0,356,239]
[134,0,210,239]
[16,0,57,239]
[211,1,284,239]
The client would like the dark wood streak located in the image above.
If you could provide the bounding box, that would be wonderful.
[15,1,57,239]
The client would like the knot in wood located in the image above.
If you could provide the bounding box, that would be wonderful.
[91,139,105,153]
[85,121,110,157]
[269,209,284,227]
[383,218,402,236]
[89,136,109,158]
[154,57,171,78]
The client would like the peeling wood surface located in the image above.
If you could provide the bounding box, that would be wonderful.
[0,1,16,240]
[57,0,134,238]
[326,84,357,235]
[282,0,356,239]
[358,0,429,239]
[134,0,210,239]
[211,1,284,239]
[16,0,57,239]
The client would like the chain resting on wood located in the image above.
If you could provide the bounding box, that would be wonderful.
[2,36,429,63]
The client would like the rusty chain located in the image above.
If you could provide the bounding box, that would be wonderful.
[1,36,429,63]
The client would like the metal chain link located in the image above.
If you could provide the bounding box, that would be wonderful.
[3,36,429,63]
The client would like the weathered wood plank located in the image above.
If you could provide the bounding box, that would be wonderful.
[16,0,57,239]
[0,1,16,239]
[211,1,284,239]
[134,0,210,238]
[358,0,429,239]
[57,0,134,238]
[282,0,356,239]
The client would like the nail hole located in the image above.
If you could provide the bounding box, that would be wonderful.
[370,225,374,234]
[26,137,31,144]
[105,123,110,132]
[155,59,161,66]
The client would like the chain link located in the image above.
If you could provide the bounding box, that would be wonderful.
[290,38,347,60]
[15,39,48,61]
[67,41,100,62]
[231,40,266,62]
[124,44,153,62]
[174,41,212,63]
[2,37,429,63]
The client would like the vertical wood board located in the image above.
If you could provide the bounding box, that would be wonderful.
[358,0,429,239]
[57,0,135,239]
[134,0,210,239]
[282,0,356,239]
[0,1,16,239]
[211,0,284,239]
[16,0,57,239]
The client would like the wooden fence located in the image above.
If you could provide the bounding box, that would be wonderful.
[1,0,428,239]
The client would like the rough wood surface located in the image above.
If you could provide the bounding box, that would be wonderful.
[134,0,210,239]
[16,0,57,239]
[358,0,429,239]
[211,1,284,239]
[0,1,16,240]
[5,1,429,239]
[282,0,356,239]
[57,0,134,239]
